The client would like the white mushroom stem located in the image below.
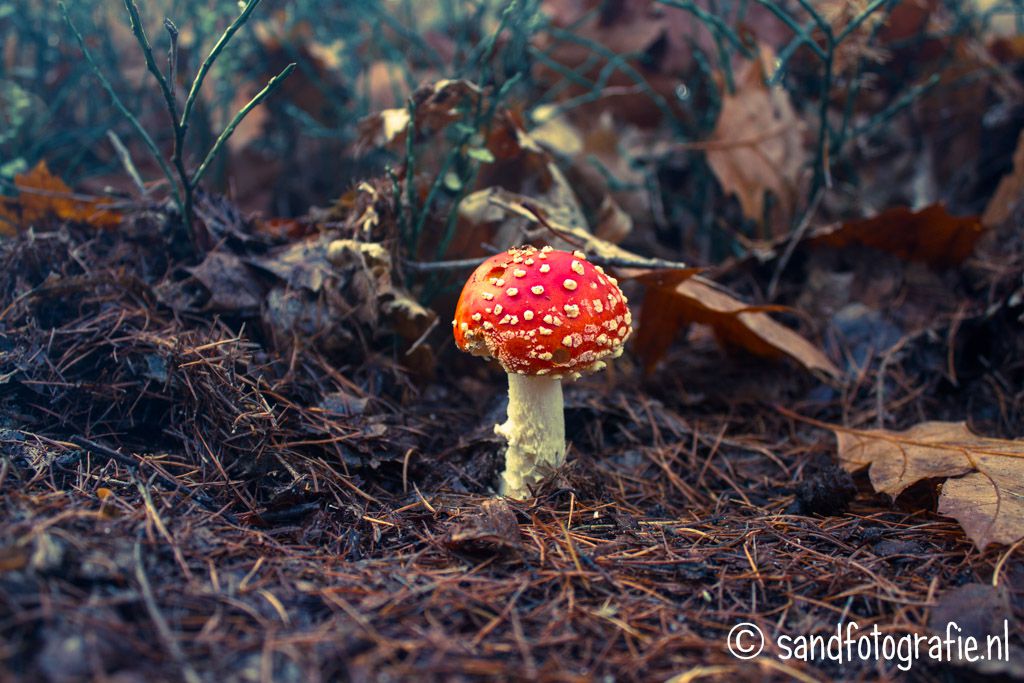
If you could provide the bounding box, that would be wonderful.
[495,373,565,498]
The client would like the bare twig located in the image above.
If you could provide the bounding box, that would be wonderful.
[106,131,147,196]
[766,190,823,301]
[405,252,690,272]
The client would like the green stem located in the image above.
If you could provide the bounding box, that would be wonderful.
[403,99,417,254]
[180,0,262,131]
[122,1,193,231]
[837,0,889,43]
[59,1,182,212]
[190,63,296,188]
[122,0,179,126]
[755,0,827,62]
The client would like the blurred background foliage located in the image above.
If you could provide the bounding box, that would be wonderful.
[1,0,1022,259]
[1,0,541,216]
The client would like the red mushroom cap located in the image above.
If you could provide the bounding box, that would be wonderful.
[453,246,632,377]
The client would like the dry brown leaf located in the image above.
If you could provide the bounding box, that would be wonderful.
[636,275,841,377]
[928,583,1024,676]
[528,107,583,157]
[982,128,1024,229]
[456,136,590,256]
[705,47,806,232]
[989,34,1024,63]
[446,498,522,555]
[834,421,1024,549]
[473,187,629,259]
[629,269,703,369]
[881,0,937,41]
[530,108,644,239]
[357,80,481,149]
[814,0,927,75]
[0,161,120,233]
[809,204,985,268]
[187,252,264,312]
[358,61,416,112]
[577,114,644,234]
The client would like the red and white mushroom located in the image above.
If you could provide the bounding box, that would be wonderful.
[453,245,633,498]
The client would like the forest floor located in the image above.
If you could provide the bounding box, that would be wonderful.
[2,1,1024,681]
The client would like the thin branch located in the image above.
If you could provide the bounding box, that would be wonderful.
[654,0,753,56]
[123,1,194,231]
[546,27,683,128]
[755,0,827,62]
[164,19,179,105]
[850,73,940,139]
[406,253,690,272]
[405,257,488,272]
[766,190,823,301]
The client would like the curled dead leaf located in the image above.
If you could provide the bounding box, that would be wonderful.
[476,188,635,260]
[458,174,588,254]
[594,195,633,244]
[446,498,521,555]
[188,251,264,312]
[635,275,841,378]
[834,421,1024,550]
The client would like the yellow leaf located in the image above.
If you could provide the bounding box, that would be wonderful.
[0,161,120,232]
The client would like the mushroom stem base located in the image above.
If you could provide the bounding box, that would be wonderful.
[496,373,565,498]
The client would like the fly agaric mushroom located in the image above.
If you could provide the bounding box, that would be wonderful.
[453,245,632,498]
